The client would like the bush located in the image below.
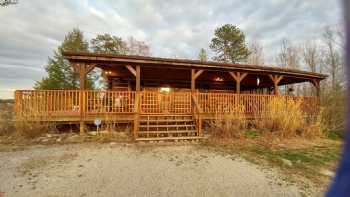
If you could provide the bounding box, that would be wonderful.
[255,97,323,138]
[321,88,346,138]
[13,106,55,138]
[209,105,246,139]
[0,102,15,135]
[208,97,323,140]
[14,117,52,139]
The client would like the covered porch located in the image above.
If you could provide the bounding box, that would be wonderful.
[14,52,326,141]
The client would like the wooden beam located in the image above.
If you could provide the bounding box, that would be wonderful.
[72,63,96,135]
[85,64,96,75]
[229,71,239,81]
[229,71,248,94]
[268,74,284,95]
[311,79,320,97]
[236,80,241,94]
[240,72,248,81]
[191,69,195,92]
[125,65,137,77]
[79,72,86,90]
[72,63,96,90]
[136,65,141,91]
[194,70,204,80]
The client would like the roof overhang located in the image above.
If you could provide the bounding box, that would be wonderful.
[63,51,327,81]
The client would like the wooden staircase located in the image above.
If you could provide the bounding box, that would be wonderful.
[135,114,204,142]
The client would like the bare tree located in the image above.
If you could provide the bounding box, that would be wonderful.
[323,27,343,89]
[303,42,319,73]
[126,36,151,56]
[247,40,265,65]
[277,39,299,69]
[0,0,17,6]
[276,39,300,95]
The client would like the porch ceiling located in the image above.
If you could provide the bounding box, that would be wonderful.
[101,65,310,90]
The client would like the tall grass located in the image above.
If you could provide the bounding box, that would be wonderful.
[209,105,246,139]
[321,88,346,138]
[12,106,54,138]
[208,97,323,140]
[14,116,52,139]
[0,102,14,135]
[255,97,322,138]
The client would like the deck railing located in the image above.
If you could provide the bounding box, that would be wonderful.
[85,90,135,114]
[196,93,319,115]
[14,90,319,119]
[140,91,192,114]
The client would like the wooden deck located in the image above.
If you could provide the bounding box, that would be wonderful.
[14,90,319,119]
[14,90,319,140]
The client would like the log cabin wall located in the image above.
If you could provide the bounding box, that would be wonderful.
[108,77,131,91]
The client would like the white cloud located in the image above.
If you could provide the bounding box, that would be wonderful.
[0,0,343,98]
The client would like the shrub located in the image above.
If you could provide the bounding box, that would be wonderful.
[321,88,346,138]
[254,97,322,138]
[14,118,52,139]
[0,102,15,135]
[13,108,54,139]
[209,105,246,139]
[254,97,304,137]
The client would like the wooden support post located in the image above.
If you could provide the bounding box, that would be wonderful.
[133,92,140,140]
[198,113,203,137]
[191,69,204,137]
[72,63,96,135]
[191,69,195,92]
[229,71,248,94]
[191,69,204,92]
[311,79,320,97]
[136,65,140,91]
[268,74,283,95]
[125,65,137,77]
[133,65,141,140]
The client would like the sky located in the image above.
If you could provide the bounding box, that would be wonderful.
[0,0,343,99]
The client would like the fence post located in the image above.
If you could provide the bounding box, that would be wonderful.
[79,90,86,135]
[133,92,140,140]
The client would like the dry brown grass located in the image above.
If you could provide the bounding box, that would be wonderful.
[254,97,323,139]
[14,118,51,139]
[13,110,55,139]
[1,102,52,138]
[209,97,323,140]
[209,105,246,140]
[255,97,305,138]
[0,102,15,135]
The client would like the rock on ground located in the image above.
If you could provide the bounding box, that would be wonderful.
[0,143,302,197]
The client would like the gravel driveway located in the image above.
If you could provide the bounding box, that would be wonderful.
[0,143,302,197]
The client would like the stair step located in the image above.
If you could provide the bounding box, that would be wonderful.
[139,124,196,128]
[138,130,197,134]
[141,114,192,116]
[140,117,193,120]
[136,136,205,141]
[140,119,194,123]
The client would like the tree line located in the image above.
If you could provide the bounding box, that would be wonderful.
[34,29,150,90]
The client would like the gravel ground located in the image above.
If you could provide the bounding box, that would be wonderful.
[0,143,303,197]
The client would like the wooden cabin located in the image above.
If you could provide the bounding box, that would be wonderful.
[14,52,327,141]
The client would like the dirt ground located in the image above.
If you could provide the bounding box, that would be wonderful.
[0,143,317,197]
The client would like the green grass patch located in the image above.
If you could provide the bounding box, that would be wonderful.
[202,139,342,186]
[326,131,342,140]
[243,130,260,138]
[249,144,341,166]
